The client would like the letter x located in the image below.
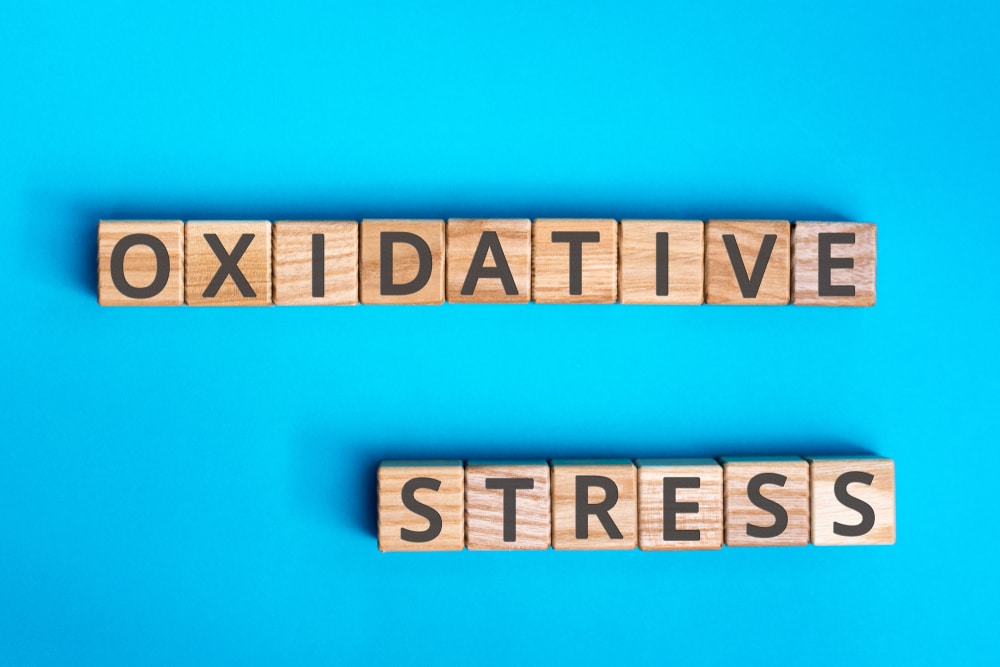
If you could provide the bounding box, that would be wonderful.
[202,233,256,298]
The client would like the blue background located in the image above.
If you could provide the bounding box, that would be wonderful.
[1,1,997,664]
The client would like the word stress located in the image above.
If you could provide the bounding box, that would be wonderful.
[377,457,895,552]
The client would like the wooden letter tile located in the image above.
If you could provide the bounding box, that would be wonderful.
[721,457,809,546]
[792,222,876,306]
[273,221,358,305]
[98,220,184,306]
[705,220,790,304]
[360,220,445,305]
[185,221,272,305]
[532,219,618,303]
[378,461,465,552]
[551,459,637,550]
[619,221,704,304]
[637,459,723,550]
[808,457,895,546]
[465,461,550,550]
[446,219,531,303]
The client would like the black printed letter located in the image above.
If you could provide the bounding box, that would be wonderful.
[576,475,622,539]
[380,231,432,296]
[818,232,856,297]
[663,477,701,541]
[400,477,443,543]
[485,477,535,542]
[552,231,601,296]
[723,233,776,298]
[833,471,876,537]
[110,233,170,299]
[746,472,788,538]
[462,231,518,296]
[203,233,256,298]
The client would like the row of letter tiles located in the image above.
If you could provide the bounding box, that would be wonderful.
[97,219,877,306]
[376,457,896,552]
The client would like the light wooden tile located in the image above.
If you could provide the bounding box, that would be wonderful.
[636,459,722,550]
[792,222,876,306]
[721,457,809,546]
[272,221,358,305]
[465,461,550,550]
[98,220,184,306]
[185,221,272,306]
[808,457,895,546]
[551,459,637,550]
[360,220,445,305]
[532,219,618,303]
[446,219,531,303]
[619,221,704,304]
[377,461,464,552]
[705,220,790,305]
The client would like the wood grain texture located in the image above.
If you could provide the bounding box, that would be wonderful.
[377,461,465,552]
[705,220,790,305]
[272,221,358,305]
[619,220,704,304]
[551,459,637,550]
[360,220,445,305]
[532,219,618,303]
[636,459,722,550]
[721,457,809,546]
[808,457,895,546]
[446,219,531,303]
[465,462,550,550]
[185,221,272,306]
[792,222,876,306]
[98,220,184,306]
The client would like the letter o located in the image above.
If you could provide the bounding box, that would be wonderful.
[110,233,170,299]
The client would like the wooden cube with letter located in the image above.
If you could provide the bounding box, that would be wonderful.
[446,219,531,303]
[273,221,358,305]
[619,220,704,304]
[792,222,876,306]
[360,220,445,305]
[378,461,465,552]
[185,221,272,305]
[721,456,809,546]
[465,461,550,550]
[808,456,895,545]
[637,459,723,550]
[551,459,637,550]
[98,220,184,306]
[705,220,790,305]
[532,219,618,303]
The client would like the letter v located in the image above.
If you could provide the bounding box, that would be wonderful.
[723,233,776,298]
